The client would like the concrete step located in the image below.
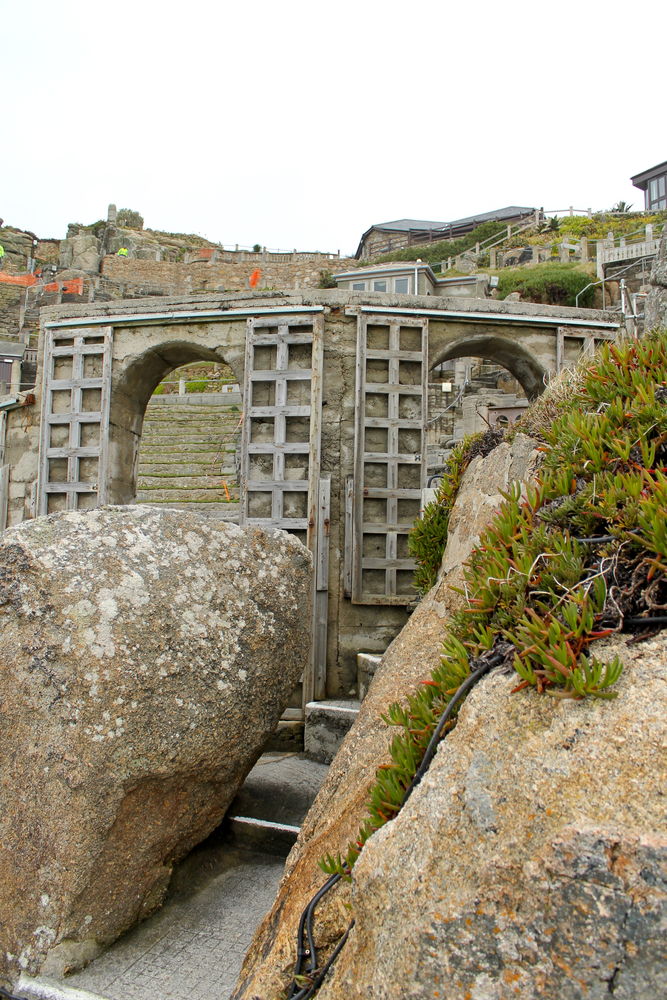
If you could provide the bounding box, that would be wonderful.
[137,474,237,490]
[138,445,227,456]
[140,429,237,443]
[135,489,239,504]
[357,652,383,701]
[304,699,360,764]
[137,462,236,476]
[224,752,329,854]
[141,416,239,428]
[135,502,241,519]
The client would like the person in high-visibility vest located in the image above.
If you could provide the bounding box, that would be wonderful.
[117,247,128,257]
[0,245,5,269]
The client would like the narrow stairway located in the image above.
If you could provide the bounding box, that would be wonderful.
[135,393,242,519]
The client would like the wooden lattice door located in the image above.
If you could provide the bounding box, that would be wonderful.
[37,326,113,515]
[351,313,428,604]
[239,313,326,703]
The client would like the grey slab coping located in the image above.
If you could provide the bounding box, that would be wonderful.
[230,816,301,834]
[305,699,360,717]
[17,975,109,1000]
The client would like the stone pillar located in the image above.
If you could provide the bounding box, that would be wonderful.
[489,249,497,268]
[107,204,117,224]
[580,237,589,262]
[10,360,21,394]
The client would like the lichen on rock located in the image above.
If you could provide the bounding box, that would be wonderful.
[0,505,312,983]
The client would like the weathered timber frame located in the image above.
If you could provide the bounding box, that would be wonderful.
[0,411,8,531]
[37,326,113,515]
[555,326,617,372]
[239,313,326,702]
[351,312,428,605]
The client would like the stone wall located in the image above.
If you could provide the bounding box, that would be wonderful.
[0,287,23,341]
[1,290,621,692]
[101,254,354,294]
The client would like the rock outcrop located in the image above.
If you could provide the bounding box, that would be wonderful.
[645,225,667,331]
[318,632,667,1000]
[233,434,541,1000]
[0,506,312,983]
[438,433,541,587]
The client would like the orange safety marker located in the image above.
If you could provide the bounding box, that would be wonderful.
[0,272,38,287]
[0,273,83,294]
[249,268,261,289]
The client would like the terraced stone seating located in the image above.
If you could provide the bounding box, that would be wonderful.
[136,392,242,518]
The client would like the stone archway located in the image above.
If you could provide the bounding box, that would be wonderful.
[430,331,548,399]
[109,339,245,505]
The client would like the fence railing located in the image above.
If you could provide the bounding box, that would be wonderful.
[478,222,664,275]
[184,247,343,264]
[152,377,241,397]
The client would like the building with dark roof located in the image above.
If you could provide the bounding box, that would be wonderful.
[355,206,537,259]
[631,161,667,213]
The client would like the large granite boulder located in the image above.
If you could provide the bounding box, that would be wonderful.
[645,225,667,331]
[233,434,541,1000]
[0,506,311,984]
[58,233,101,272]
[439,433,541,587]
[318,632,667,1000]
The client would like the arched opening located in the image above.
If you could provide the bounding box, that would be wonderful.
[134,359,242,517]
[108,340,244,507]
[426,332,547,473]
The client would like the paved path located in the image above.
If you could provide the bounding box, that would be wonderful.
[56,845,282,1000]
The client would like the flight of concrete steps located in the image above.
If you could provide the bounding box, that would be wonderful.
[136,392,242,519]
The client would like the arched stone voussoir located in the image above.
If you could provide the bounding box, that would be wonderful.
[430,330,548,399]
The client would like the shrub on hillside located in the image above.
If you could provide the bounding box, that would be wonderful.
[117,208,144,230]
[374,220,509,268]
[497,263,594,307]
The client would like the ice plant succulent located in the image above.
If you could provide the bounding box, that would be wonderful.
[321,327,667,880]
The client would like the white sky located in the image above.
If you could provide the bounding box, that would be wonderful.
[2,0,665,257]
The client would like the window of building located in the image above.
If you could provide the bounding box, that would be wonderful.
[649,174,667,211]
[394,277,409,293]
[373,280,387,292]
[352,281,366,291]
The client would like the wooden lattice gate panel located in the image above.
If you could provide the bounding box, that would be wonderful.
[37,326,113,516]
[239,313,326,703]
[351,313,428,604]
[555,326,617,372]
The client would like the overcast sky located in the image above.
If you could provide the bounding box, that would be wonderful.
[2,0,665,257]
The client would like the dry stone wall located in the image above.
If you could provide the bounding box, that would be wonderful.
[101,254,353,294]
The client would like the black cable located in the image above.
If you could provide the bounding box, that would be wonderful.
[401,655,499,806]
[290,873,341,991]
[572,535,615,544]
[625,615,667,627]
[0,988,24,1000]
[286,653,500,998]
[290,921,355,1000]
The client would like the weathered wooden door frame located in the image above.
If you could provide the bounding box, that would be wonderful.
[350,311,428,605]
[239,313,327,706]
[37,326,113,516]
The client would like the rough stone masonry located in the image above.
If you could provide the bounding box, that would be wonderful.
[0,506,312,985]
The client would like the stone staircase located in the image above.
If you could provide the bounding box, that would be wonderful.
[304,653,382,763]
[136,392,242,518]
